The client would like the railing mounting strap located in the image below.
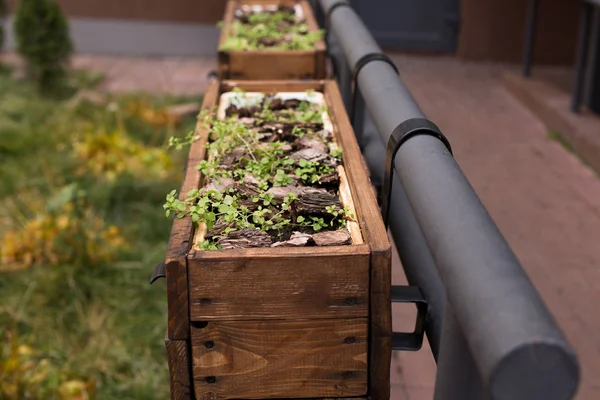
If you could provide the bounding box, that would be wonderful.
[324,2,352,32]
[350,52,399,125]
[381,118,452,227]
[150,261,166,284]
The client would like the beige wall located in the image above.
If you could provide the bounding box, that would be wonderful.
[7,0,228,24]
[458,0,580,65]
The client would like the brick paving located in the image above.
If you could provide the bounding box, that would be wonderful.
[6,52,598,399]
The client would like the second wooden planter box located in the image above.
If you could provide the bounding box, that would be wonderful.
[164,80,391,400]
[217,0,326,80]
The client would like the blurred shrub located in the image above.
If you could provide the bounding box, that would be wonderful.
[0,331,96,400]
[0,185,126,270]
[14,0,73,94]
[73,129,173,181]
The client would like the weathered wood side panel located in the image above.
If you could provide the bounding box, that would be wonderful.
[227,51,318,80]
[188,245,370,321]
[166,81,220,339]
[165,336,193,400]
[324,81,392,400]
[220,80,325,93]
[191,318,368,399]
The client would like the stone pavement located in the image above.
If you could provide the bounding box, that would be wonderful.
[7,53,597,399]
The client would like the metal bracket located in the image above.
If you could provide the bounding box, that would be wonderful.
[206,70,218,81]
[391,285,428,351]
[150,261,166,284]
[381,118,452,228]
[350,52,399,126]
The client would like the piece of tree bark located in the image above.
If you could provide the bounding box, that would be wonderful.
[218,229,272,249]
[312,229,351,246]
[204,218,235,240]
[291,148,337,166]
[271,232,313,247]
[317,171,340,186]
[205,177,236,193]
[296,188,341,214]
[223,146,247,166]
[235,174,261,197]
[296,136,328,152]
[265,185,302,202]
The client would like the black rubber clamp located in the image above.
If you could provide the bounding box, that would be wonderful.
[150,261,166,284]
[350,53,399,125]
[380,118,453,227]
[324,2,352,32]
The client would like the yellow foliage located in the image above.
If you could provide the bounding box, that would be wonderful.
[124,98,178,127]
[0,202,126,271]
[73,129,172,181]
[0,332,96,400]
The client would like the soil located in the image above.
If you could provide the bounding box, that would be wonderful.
[198,92,352,249]
[222,4,322,51]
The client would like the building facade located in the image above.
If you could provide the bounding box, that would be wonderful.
[3,0,581,65]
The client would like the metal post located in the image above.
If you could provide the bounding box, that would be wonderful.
[434,307,487,400]
[522,0,539,77]
[572,1,593,113]
[359,125,445,359]
[352,91,366,142]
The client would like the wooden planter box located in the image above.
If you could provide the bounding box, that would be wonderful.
[164,80,391,400]
[217,0,326,80]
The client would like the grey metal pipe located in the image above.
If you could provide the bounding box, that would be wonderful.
[394,136,579,400]
[318,0,581,398]
[323,1,446,355]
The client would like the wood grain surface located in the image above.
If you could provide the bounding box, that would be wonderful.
[191,318,368,399]
[188,245,370,320]
[165,336,193,400]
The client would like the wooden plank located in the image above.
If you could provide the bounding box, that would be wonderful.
[218,0,326,80]
[324,81,392,400]
[191,318,368,399]
[165,336,193,400]
[227,50,318,80]
[301,0,327,79]
[188,245,370,320]
[220,80,325,93]
[165,81,220,339]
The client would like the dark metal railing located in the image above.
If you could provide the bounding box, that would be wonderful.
[313,0,581,399]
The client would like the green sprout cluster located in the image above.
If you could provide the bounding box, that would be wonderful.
[219,7,324,51]
[164,90,354,249]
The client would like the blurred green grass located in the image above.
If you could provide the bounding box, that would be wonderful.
[0,66,200,399]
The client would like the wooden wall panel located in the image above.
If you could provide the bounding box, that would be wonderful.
[458,0,579,65]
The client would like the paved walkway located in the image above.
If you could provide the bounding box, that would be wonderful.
[8,53,598,399]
